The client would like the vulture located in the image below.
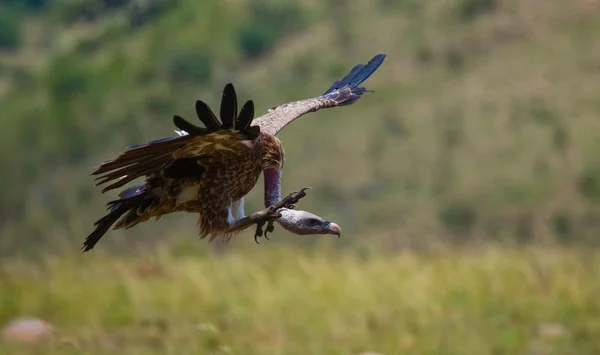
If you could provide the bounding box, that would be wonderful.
[82,53,386,251]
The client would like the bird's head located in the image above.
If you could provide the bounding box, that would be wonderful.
[276,209,341,237]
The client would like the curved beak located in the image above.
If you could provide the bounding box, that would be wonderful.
[327,222,342,238]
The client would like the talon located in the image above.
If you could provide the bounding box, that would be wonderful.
[290,187,311,203]
[254,221,265,244]
[264,221,275,239]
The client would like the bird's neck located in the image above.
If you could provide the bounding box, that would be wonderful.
[255,132,284,171]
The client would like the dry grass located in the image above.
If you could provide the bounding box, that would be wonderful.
[1,244,599,354]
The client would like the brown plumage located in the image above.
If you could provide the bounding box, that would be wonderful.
[82,54,386,251]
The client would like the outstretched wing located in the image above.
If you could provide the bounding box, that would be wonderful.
[92,84,258,194]
[251,53,386,136]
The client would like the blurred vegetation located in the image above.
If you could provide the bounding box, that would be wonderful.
[1,0,600,255]
[2,245,600,354]
[1,2,600,352]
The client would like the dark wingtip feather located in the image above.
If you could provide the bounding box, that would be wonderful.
[195,100,222,131]
[220,83,237,130]
[322,53,386,95]
[81,204,126,252]
[82,186,148,252]
[173,115,209,135]
[235,100,255,131]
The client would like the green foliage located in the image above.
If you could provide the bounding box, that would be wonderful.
[0,7,22,50]
[102,0,129,9]
[54,0,103,23]
[3,0,48,12]
[552,213,572,242]
[578,168,600,203]
[164,48,213,84]
[439,201,477,238]
[9,67,36,90]
[236,23,275,59]
[45,55,92,104]
[52,0,134,23]
[529,99,557,126]
[444,47,466,72]
[552,124,568,152]
[236,0,307,59]
[456,0,496,22]
[127,0,177,29]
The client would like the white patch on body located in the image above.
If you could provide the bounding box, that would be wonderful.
[232,198,245,219]
[176,185,199,204]
[227,205,236,225]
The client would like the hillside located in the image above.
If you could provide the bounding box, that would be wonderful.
[1,0,600,255]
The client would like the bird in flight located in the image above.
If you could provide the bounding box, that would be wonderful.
[82,53,386,251]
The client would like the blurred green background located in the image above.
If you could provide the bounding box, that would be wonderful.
[1,0,600,353]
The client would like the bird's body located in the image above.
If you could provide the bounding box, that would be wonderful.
[83,53,386,251]
[106,130,282,239]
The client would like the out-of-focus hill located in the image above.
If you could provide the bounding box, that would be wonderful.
[1,0,600,255]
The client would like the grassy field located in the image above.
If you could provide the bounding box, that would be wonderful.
[2,245,599,354]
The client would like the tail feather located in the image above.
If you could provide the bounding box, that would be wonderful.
[82,184,157,252]
[321,53,386,105]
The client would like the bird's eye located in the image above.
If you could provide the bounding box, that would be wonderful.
[307,218,320,226]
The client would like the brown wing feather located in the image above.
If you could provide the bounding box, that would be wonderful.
[92,131,249,194]
[252,97,332,136]
[252,53,386,136]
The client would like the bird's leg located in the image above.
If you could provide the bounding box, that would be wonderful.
[232,198,246,219]
[229,197,274,241]
[227,205,281,236]
[226,188,309,241]
[227,187,310,243]
[228,167,311,243]
[255,167,286,242]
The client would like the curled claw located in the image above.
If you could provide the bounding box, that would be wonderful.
[264,221,275,239]
[254,221,265,244]
[281,187,312,208]
[253,187,312,243]
[253,210,281,244]
[292,187,312,201]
